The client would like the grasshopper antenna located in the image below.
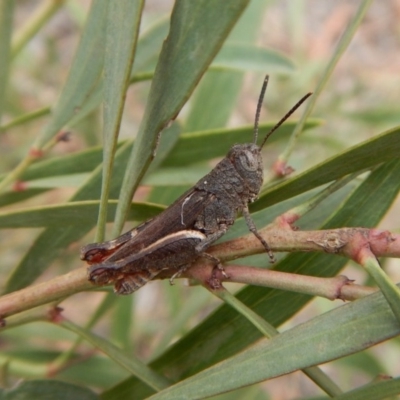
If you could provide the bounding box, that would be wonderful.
[260,91,313,149]
[253,75,269,144]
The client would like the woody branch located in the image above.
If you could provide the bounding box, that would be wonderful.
[0,226,398,320]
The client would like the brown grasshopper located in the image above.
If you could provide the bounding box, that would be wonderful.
[81,76,311,294]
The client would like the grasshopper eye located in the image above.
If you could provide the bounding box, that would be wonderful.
[239,150,259,171]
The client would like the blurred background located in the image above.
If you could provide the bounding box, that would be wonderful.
[1,1,399,398]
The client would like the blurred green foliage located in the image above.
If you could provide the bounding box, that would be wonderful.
[0,1,399,399]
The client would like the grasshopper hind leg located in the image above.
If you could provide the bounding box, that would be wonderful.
[168,252,227,289]
[114,269,160,295]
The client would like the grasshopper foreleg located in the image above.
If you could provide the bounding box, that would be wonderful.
[242,205,275,262]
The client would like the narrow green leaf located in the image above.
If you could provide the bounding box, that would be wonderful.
[11,0,65,59]
[363,257,400,325]
[145,122,182,175]
[56,353,129,389]
[111,296,134,352]
[349,158,400,321]
[183,69,243,132]
[34,0,107,148]
[147,287,400,399]
[0,0,13,121]
[97,1,144,241]
[144,166,211,186]
[3,120,319,185]
[4,141,133,293]
[184,0,267,132]
[3,122,179,291]
[326,158,400,228]
[0,201,163,229]
[164,120,321,167]
[61,320,170,392]
[2,379,98,400]
[212,44,295,73]
[113,0,251,235]
[332,377,400,400]
[0,106,50,134]
[254,126,400,211]
[281,0,374,162]
[20,146,112,181]
[0,189,48,208]
[131,17,169,74]
[65,15,170,130]
[24,174,88,188]
[0,119,318,208]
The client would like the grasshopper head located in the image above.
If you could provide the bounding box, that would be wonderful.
[228,143,263,201]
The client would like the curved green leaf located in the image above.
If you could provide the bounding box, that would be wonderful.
[254,126,400,211]
[8,120,320,182]
[113,0,251,235]
[147,287,400,399]
[164,120,321,167]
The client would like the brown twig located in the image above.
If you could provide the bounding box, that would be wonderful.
[0,227,398,320]
[0,268,90,319]
[209,227,400,261]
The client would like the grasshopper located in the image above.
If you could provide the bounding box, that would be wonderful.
[81,76,311,294]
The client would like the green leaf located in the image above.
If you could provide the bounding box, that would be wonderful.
[164,119,322,167]
[0,0,13,121]
[20,146,112,181]
[113,0,251,235]
[254,126,400,211]
[212,44,295,73]
[331,377,400,400]
[131,17,169,74]
[66,15,169,130]
[2,380,98,400]
[6,120,320,182]
[0,189,48,208]
[0,201,163,229]
[11,1,65,59]
[184,69,244,132]
[3,123,179,291]
[0,118,319,207]
[35,0,108,148]
[97,1,144,241]
[184,0,267,133]
[4,141,132,293]
[0,118,318,207]
[147,287,400,399]
[61,320,170,392]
